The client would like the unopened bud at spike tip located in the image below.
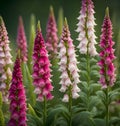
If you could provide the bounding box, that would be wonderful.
[37,20,41,32]
[19,16,23,25]
[50,5,54,16]
[105,7,109,17]
[64,17,68,27]
[0,16,3,25]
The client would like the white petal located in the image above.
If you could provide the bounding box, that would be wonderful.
[72,92,79,99]
[62,94,69,102]
[59,85,67,92]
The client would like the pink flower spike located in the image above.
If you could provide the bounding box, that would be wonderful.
[76,0,97,56]
[32,21,53,102]
[58,18,80,102]
[0,16,12,103]
[16,16,27,62]
[46,6,58,62]
[98,8,116,88]
[8,55,27,126]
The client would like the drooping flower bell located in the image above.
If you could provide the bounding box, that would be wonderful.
[58,18,80,102]
[16,16,27,62]
[98,8,116,88]
[76,0,97,56]
[32,21,53,102]
[8,54,27,126]
[0,16,12,103]
[46,6,58,61]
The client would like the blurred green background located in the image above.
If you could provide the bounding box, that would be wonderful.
[0,0,120,43]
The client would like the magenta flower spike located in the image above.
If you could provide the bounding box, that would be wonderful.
[32,21,53,102]
[58,18,80,102]
[76,0,97,56]
[16,16,27,62]
[8,55,27,126]
[46,6,58,61]
[0,16,12,103]
[98,8,116,88]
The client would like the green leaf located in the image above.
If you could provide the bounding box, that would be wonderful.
[80,70,89,80]
[96,90,106,104]
[27,114,42,126]
[81,57,87,62]
[55,117,68,126]
[89,96,101,110]
[109,117,120,125]
[79,92,88,107]
[28,104,39,118]
[90,70,100,78]
[25,65,36,106]
[94,118,106,126]
[109,90,120,103]
[90,58,98,64]
[89,84,101,94]
[0,109,5,126]
[91,65,100,71]
[72,111,95,126]
[28,14,36,74]
[46,105,69,126]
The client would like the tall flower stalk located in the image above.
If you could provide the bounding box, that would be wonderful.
[98,8,116,126]
[16,16,27,62]
[76,0,97,56]
[76,0,97,111]
[58,18,80,126]
[32,21,53,125]
[8,54,27,126]
[0,16,12,103]
[46,6,58,65]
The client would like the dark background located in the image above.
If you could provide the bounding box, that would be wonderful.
[0,0,120,43]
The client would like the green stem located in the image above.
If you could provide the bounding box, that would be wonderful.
[84,0,91,111]
[105,87,109,126]
[86,51,90,111]
[68,85,72,126]
[43,96,47,126]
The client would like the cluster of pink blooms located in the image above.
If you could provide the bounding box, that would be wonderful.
[32,22,53,102]
[8,56,27,126]
[98,8,116,88]
[0,17,12,103]
[58,19,80,102]
[16,16,27,62]
[76,0,97,56]
[46,6,58,60]
[0,0,117,124]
